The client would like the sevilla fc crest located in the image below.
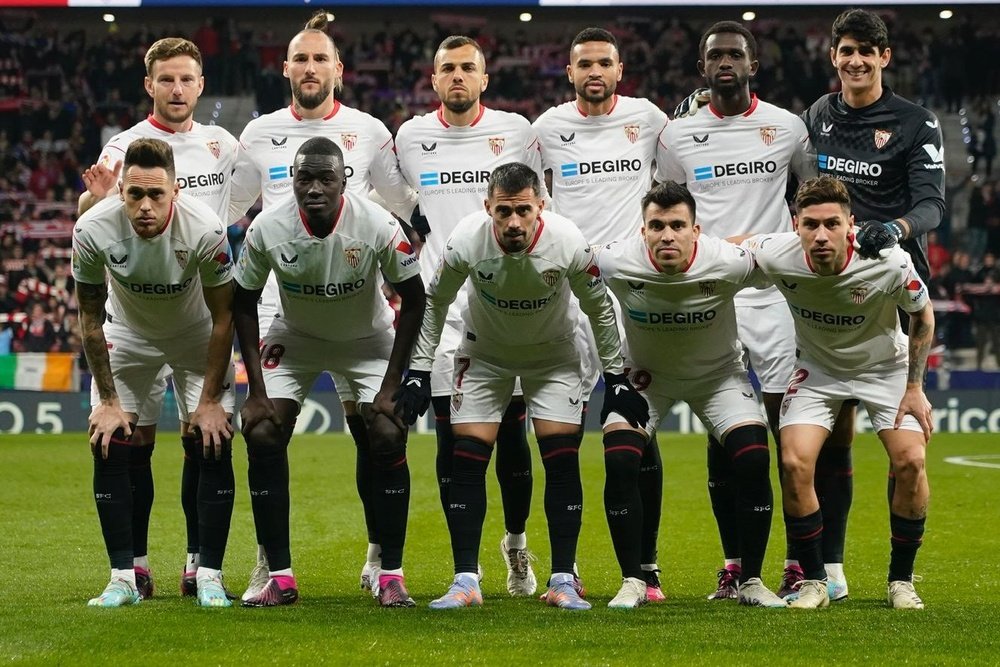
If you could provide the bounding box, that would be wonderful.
[699,280,716,297]
[488,137,505,156]
[541,269,560,287]
[341,133,358,151]
[759,127,776,146]
[206,141,221,159]
[850,286,868,304]
[624,124,640,144]
[874,129,892,150]
[344,247,361,268]
[174,250,189,270]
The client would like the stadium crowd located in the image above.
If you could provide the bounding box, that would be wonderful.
[1,7,999,363]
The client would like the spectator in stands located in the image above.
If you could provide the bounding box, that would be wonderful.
[15,302,59,353]
[926,230,951,278]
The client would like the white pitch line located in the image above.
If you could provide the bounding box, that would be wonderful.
[943,455,1000,470]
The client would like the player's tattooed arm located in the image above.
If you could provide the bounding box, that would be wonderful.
[373,275,426,427]
[78,281,114,401]
[78,280,132,455]
[896,301,935,439]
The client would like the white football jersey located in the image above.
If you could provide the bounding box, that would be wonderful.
[235,191,421,342]
[655,96,815,306]
[746,233,929,375]
[229,102,415,221]
[411,210,623,373]
[98,116,239,221]
[72,194,234,340]
[396,106,545,283]
[534,95,668,245]
[598,234,767,381]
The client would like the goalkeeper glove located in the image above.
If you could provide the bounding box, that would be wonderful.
[855,220,903,259]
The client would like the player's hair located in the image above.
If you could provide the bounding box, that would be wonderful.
[831,9,889,51]
[488,163,541,199]
[435,35,486,69]
[641,182,696,222]
[123,138,175,180]
[291,11,343,93]
[698,21,757,61]
[794,176,852,213]
[144,38,202,75]
[296,136,344,162]
[570,27,618,52]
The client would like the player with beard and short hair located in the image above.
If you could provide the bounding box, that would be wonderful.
[228,11,418,602]
[533,26,669,601]
[73,138,237,608]
[233,138,425,608]
[394,35,547,597]
[394,162,648,611]
[655,20,818,601]
[744,176,934,610]
[76,37,239,600]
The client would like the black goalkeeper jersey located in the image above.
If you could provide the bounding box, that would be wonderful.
[802,87,945,282]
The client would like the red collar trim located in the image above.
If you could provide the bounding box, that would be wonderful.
[289,100,340,122]
[804,242,854,275]
[147,114,178,134]
[297,196,345,236]
[708,93,759,119]
[493,217,545,255]
[154,202,175,236]
[436,104,487,128]
[576,94,618,117]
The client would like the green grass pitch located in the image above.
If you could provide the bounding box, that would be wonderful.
[1,431,998,665]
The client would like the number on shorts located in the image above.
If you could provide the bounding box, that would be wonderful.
[261,343,286,369]
[785,368,809,396]
[455,356,471,389]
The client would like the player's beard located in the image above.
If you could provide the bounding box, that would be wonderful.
[293,80,333,110]
[443,95,477,114]
[155,99,194,125]
[576,79,615,104]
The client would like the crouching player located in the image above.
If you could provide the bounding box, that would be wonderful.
[74,138,237,608]
[233,138,426,607]
[394,162,648,610]
[747,176,934,609]
[596,182,784,608]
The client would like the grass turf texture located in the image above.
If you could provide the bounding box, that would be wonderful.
[1,431,998,665]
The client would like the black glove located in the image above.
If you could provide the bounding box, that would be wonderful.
[673,87,710,119]
[854,220,903,259]
[600,372,650,429]
[409,206,430,240]
[392,369,432,425]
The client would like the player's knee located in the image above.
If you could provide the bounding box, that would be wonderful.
[726,424,771,483]
[244,419,289,451]
[128,442,155,469]
[538,433,581,477]
[779,447,813,488]
[603,430,645,487]
[891,448,926,483]
[367,416,407,469]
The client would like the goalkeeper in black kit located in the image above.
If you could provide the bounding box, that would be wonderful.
[791,8,945,601]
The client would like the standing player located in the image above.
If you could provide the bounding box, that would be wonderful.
[77,38,239,598]
[233,138,425,608]
[394,163,648,610]
[533,27,669,600]
[596,182,784,609]
[227,11,417,599]
[394,35,545,596]
[73,138,237,608]
[747,176,933,609]
[797,9,945,598]
[654,21,817,600]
